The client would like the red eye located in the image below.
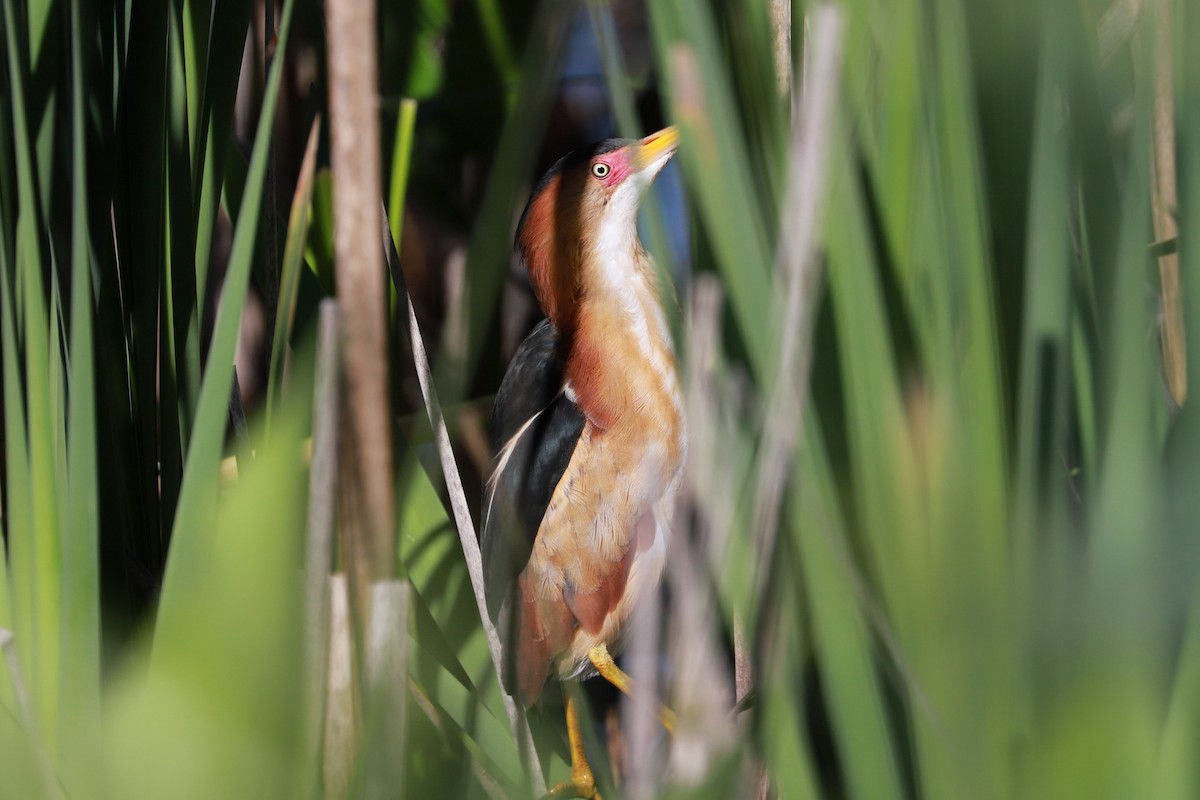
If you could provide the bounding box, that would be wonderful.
[591,162,611,179]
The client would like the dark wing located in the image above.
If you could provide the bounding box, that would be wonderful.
[481,320,585,693]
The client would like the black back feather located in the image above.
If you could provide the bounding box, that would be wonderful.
[481,320,586,631]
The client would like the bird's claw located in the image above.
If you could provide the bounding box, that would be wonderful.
[543,776,602,800]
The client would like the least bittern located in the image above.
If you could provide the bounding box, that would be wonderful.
[482,128,685,798]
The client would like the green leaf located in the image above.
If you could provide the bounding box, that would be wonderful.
[648,0,774,380]
[105,406,309,800]
[2,0,62,752]
[58,0,101,791]
[794,425,904,800]
[0,206,30,717]
[156,0,299,656]
[387,99,418,256]
[266,116,322,436]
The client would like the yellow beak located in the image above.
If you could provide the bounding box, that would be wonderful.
[635,126,679,170]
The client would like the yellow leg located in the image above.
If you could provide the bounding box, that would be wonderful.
[587,644,677,734]
[544,692,603,799]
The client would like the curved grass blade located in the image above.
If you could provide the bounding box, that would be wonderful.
[155,0,299,655]
[647,0,775,380]
[387,99,417,255]
[105,405,310,800]
[0,217,30,714]
[2,0,62,752]
[58,0,101,791]
[193,0,254,308]
[266,116,322,436]
[794,426,904,800]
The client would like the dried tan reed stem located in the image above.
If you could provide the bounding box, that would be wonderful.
[771,0,792,98]
[750,5,845,606]
[1153,0,1185,405]
[325,0,394,598]
[323,574,358,799]
[362,581,409,800]
[304,301,339,788]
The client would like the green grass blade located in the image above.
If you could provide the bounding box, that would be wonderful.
[2,0,62,754]
[387,99,417,254]
[758,575,820,800]
[395,447,507,721]
[824,148,907,599]
[451,5,566,401]
[794,423,904,800]
[117,0,171,555]
[923,4,1013,794]
[0,553,9,712]
[471,0,518,81]
[384,97,416,318]
[586,1,678,336]
[927,0,1008,486]
[1009,21,1073,771]
[1013,20,1072,554]
[155,0,299,656]
[0,215,31,715]
[1087,38,1160,613]
[165,0,199,451]
[192,0,253,325]
[181,0,209,156]
[26,0,59,224]
[105,406,310,800]
[868,0,923,270]
[59,0,101,791]
[1158,6,1200,793]
[1075,41,1163,796]
[48,265,66,505]
[266,116,322,435]
[1156,601,1200,800]
[406,638,525,794]
[648,0,775,380]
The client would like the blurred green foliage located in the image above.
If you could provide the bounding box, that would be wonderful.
[2,0,1200,797]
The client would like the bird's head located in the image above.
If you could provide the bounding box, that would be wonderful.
[516,127,679,332]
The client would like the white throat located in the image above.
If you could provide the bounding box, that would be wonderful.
[585,179,676,378]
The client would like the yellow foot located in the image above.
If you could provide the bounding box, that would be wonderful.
[543,690,604,799]
[587,643,677,734]
[543,775,602,799]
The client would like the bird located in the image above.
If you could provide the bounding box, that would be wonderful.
[481,127,686,799]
